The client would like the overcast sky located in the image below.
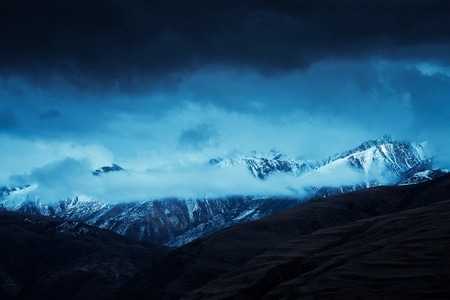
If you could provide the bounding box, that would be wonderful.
[1,1,450,201]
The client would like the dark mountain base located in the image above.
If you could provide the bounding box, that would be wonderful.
[187,199,450,299]
[0,212,168,300]
[118,174,450,299]
[2,174,450,299]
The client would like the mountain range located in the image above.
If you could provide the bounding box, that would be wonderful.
[0,137,447,247]
[2,171,450,299]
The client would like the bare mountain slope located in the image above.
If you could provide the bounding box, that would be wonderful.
[118,174,450,299]
[187,199,450,299]
[0,212,168,300]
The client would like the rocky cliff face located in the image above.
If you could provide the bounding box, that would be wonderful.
[1,193,300,247]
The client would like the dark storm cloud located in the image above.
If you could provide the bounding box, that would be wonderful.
[0,110,17,129]
[1,0,450,89]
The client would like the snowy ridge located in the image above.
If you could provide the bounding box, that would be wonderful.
[0,194,300,247]
[210,151,314,179]
[210,136,432,187]
[0,184,40,211]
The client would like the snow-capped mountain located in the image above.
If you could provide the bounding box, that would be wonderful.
[1,192,300,247]
[210,136,431,186]
[209,150,315,179]
[213,136,445,188]
[0,137,446,247]
[209,136,446,198]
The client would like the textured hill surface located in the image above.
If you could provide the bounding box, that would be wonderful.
[118,174,450,299]
[0,212,168,300]
[187,200,450,299]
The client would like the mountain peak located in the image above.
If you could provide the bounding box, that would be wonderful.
[341,135,419,155]
[92,164,124,176]
[208,137,439,187]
